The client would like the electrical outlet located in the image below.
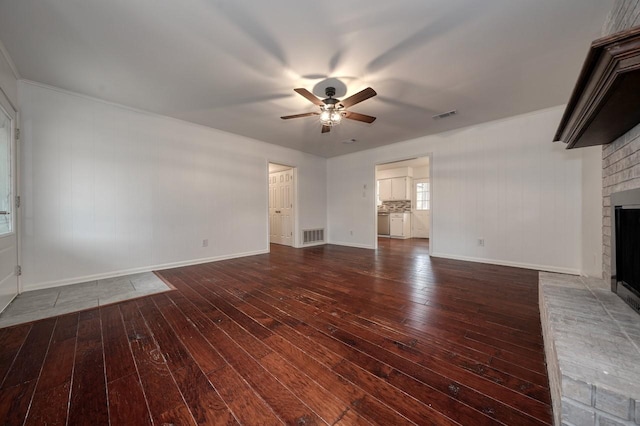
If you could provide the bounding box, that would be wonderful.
[478,238,484,247]
[202,239,209,247]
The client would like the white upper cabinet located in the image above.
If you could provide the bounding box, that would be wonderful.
[379,179,392,201]
[378,177,411,201]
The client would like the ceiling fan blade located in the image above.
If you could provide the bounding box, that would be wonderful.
[281,112,320,120]
[294,88,324,106]
[339,87,377,108]
[321,125,331,134]
[344,111,376,123]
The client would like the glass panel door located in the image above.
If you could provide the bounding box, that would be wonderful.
[0,109,12,234]
[0,94,18,313]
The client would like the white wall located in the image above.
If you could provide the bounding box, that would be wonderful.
[412,166,429,179]
[376,167,413,179]
[0,41,18,108]
[19,81,326,290]
[581,146,603,278]
[328,106,590,274]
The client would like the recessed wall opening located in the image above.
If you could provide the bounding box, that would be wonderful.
[374,155,431,252]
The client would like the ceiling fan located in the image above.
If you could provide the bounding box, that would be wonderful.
[281,86,377,134]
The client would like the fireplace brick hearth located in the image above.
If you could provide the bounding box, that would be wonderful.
[540,272,640,425]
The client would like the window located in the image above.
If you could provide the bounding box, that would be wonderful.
[416,181,429,210]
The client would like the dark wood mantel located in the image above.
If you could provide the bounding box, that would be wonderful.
[555,26,640,149]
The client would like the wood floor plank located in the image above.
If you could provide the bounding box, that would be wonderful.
[0,239,553,425]
[107,373,153,426]
[1,318,56,389]
[138,296,237,425]
[119,300,197,425]
[0,323,32,386]
[151,293,227,375]
[24,313,79,426]
[208,365,285,425]
[0,380,37,424]
[101,303,138,383]
[68,310,110,426]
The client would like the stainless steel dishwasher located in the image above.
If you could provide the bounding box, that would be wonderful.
[377,213,390,236]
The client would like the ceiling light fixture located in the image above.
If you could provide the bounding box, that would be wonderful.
[320,105,343,127]
[319,87,343,127]
[281,86,377,134]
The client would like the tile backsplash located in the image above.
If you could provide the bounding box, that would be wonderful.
[379,200,411,212]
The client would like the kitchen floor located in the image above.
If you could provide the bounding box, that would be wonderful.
[0,272,172,328]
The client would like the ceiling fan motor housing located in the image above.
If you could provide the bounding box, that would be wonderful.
[323,87,339,106]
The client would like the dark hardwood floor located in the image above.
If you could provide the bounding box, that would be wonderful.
[0,238,552,425]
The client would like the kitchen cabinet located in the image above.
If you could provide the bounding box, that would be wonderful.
[390,213,411,239]
[378,177,411,201]
[378,179,392,201]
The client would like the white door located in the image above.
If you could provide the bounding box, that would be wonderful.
[413,179,430,238]
[269,174,280,244]
[269,169,293,246]
[0,93,18,312]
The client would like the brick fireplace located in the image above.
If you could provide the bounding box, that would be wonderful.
[539,2,640,425]
[603,124,640,282]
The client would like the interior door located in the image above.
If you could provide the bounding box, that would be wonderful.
[0,93,18,312]
[268,169,293,246]
[268,174,281,244]
[413,178,430,238]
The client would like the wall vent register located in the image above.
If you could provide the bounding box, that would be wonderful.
[303,229,324,244]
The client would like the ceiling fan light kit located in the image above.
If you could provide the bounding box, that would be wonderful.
[281,86,377,134]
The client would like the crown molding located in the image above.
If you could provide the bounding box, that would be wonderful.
[0,39,20,80]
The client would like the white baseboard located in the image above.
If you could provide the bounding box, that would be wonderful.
[328,241,375,250]
[299,241,327,248]
[430,252,581,276]
[22,249,270,292]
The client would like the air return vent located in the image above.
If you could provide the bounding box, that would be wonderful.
[432,110,457,120]
[303,229,325,245]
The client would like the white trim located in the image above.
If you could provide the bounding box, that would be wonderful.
[430,251,581,276]
[328,241,375,250]
[0,292,17,313]
[300,241,326,248]
[22,249,269,292]
[0,40,20,80]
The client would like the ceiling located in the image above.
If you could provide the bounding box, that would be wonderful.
[0,1,613,158]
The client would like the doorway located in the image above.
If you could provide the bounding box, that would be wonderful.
[375,155,431,249]
[268,163,295,246]
[0,91,19,313]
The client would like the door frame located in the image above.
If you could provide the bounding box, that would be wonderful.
[0,88,20,300]
[373,153,433,254]
[266,161,298,249]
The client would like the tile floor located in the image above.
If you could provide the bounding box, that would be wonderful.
[0,272,171,328]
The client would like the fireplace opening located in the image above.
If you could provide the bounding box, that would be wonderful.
[611,188,640,313]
